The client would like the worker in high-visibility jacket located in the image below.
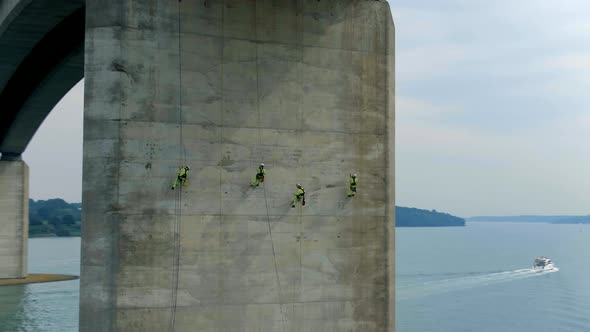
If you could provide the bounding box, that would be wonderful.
[171,165,190,190]
[348,173,357,197]
[291,183,305,208]
[251,163,266,187]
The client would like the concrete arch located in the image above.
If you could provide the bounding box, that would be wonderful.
[0,0,85,158]
[0,0,84,281]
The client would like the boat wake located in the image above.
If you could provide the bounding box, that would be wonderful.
[397,267,559,301]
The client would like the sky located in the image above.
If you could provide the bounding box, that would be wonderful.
[23,80,83,204]
[22,1,590,217]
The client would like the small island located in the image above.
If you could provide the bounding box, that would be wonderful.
[396,206,465,227]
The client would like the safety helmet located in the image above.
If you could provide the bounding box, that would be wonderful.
[185,165,190,170]
[352,173,357,178]
[296,183,302,188]
[260,163,264,167]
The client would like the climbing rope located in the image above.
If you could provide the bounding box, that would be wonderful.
[253,0,286,327]
[262,184,287,332]
[169,188,181,332]
[169,0,184,331]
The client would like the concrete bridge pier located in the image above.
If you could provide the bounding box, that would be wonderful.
[0,156,28,279]
[82,0,394,331]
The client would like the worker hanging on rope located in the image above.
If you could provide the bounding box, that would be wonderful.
[251,163,266,187]
[291,183,305,208]
[171,165,190,190]
[348,173,358,197]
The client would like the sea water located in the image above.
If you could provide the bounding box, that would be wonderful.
[1,223,589,331]
[397,222,590,332]
[0,238,79,332]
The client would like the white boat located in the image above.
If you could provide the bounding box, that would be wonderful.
[532,257,557,271]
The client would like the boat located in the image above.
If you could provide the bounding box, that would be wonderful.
[532,256,557,271]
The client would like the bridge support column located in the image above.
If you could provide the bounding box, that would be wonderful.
[0,159,28,279]
[82,0,394,331]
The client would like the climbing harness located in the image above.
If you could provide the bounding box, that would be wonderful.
[252,164,266,187]
[292,185,305,207]
[348,174,357,197]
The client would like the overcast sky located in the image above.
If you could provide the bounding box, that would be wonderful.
[23,80,83,205]
[23,1,590,217]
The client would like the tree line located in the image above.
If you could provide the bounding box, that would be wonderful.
[29,199,81,237]
[396,206,465,227]
[27,198,464,237]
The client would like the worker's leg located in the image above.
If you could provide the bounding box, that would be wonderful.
[291,197,299,208]
[171,177,180,190]
[251,177,260,187]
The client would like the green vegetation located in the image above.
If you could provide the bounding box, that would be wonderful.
[28,198,464,235]
[29,199,81,237]
[396,206,465,227]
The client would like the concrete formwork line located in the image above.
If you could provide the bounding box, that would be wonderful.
[218,1,226,321]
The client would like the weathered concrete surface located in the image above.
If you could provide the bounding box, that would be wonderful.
[0,160,28,279]
[82,0,394,331]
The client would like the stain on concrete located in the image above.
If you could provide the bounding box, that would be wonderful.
[218,155,234,166]
[110,61,136,82]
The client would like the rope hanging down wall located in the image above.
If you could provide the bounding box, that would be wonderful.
[169,0,185,331]
[253,0,287,328]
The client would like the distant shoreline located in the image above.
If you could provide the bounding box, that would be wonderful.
[468,215,590,224]
[396,206,465,227]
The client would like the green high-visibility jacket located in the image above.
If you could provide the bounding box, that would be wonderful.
[178,167,189,178]
[350,176,357,187]
[295,188,305,198]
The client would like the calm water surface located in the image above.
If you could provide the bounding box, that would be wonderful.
[0,238,79,332]
[397,222,590,332]
[1,223,589,331]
